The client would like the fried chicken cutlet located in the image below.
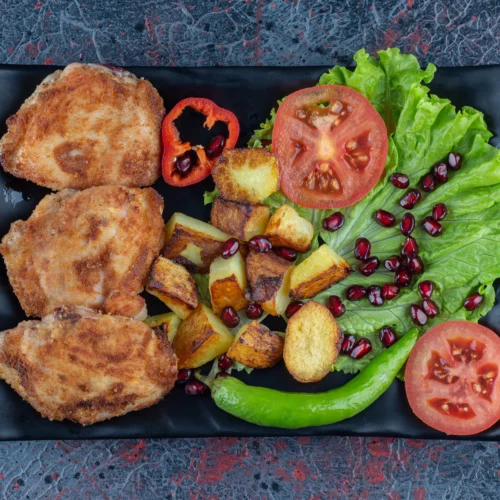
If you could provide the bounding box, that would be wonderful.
[0,306,177,425]
[0,186,165,319]
[0,63,165,190]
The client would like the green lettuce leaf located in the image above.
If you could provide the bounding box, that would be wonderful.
[204,187,219,205]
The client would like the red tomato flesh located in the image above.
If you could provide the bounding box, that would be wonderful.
[272,85,388,209]
[405,321,500,435]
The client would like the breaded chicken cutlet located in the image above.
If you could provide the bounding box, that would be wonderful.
[0,186,165,319]
[0,63,165,190]
[0,306,177,425]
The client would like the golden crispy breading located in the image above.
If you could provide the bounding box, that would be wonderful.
[0,186,165,318]
[0,63,165,190]
[0,306,177,425]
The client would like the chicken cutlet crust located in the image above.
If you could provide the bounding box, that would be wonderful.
[0,186,165,318]
[0,63,165,190]
[0,307,177,425]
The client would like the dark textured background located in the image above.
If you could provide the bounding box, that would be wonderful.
[0,0,499,498]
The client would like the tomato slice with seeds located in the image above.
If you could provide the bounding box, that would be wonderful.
[405,321,500,435]
[272,85,388,209]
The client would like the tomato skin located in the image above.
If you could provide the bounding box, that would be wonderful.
[405,321,500,436]
[272,85,388,209]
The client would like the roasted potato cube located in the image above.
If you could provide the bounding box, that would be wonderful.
[144,312,181,343]
[146,256,198,319]
[284,301,340,383]
[209,252,249,315]
[212,148,279,204]
[227,321,284,369]
[289,245,351,299]
[264,204,314,252]
[211,197,270,241]
[246,250,293,316]
[162,213,232,273]
[172,304,234,369]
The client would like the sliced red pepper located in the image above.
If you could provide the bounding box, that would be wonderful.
[162,97,240,187]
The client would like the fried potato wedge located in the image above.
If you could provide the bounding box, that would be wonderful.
[144,312,181,343]
[146,256,198,319]
[210,197,270,241]
[289,245,351,299]
[172,304,234,369]
[227,321,284,369]
[264,205,314,252]
[162,213,232,273]
[209,252,249,315]
[284,301,340,383]
[246,250,293,316]
[212,148,279,204]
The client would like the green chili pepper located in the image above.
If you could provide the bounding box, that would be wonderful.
[210,328,418,429]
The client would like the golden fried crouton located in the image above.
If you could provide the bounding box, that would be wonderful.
[245,250,293,316]
[212,148,279,204]
[289,245,351,299]
[227,321,284,369]
[172,304,234,369]
[209,252,249,315]
[146,256,198,319]
[162,213,232,274]
[284,301,340,383]
[144,312,181,343]
[264,205,314,252]
[210,197,270,241]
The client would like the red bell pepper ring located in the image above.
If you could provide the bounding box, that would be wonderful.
[162,97,240,187]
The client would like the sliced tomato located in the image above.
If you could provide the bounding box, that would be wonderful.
[405,321,500,436]
[272,85,388,209]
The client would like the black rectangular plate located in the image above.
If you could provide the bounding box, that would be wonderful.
[0,64,499,441]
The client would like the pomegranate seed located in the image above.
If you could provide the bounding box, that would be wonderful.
[421,173,436,192]
[248,235,272,253]
[375,209,396,227]
[382,283,400,300]
[185,380,208,396]
[322,212,345,232]
[354,238,371,261]
[261,139,272,147]
[175,150,197,175]
[379,326,398,348]
[384,256,402,272]
[433,162,448,183]
[327,295,346,318]
[346,285,366,301]
[448,152,462,171]
[215,372,231,379]
[422,216,443,237]
[432,203,447,221]
[221,238,240,259]
[176,368,193,385]
[221,306,240,328]
[422,299,439,318]
[418,281,434,299]
[400,189,421,209]
[274,247,297,261]
[395,267,412,287]
[464,293,483,311]
[367,285,384,307]
[359,256,380,276]
[341,334,357,355]
[218,355,232,371]
[407,256,424,274]
[285,300,304,318]
[401,236,419,257]
[351,338,372,359]
[206,135,226,159]
[246,302,263,319]
[410,304,428,326]
[400,213,415,236]
[390,173,409,189]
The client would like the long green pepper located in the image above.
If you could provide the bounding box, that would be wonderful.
[211,328,418,429]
